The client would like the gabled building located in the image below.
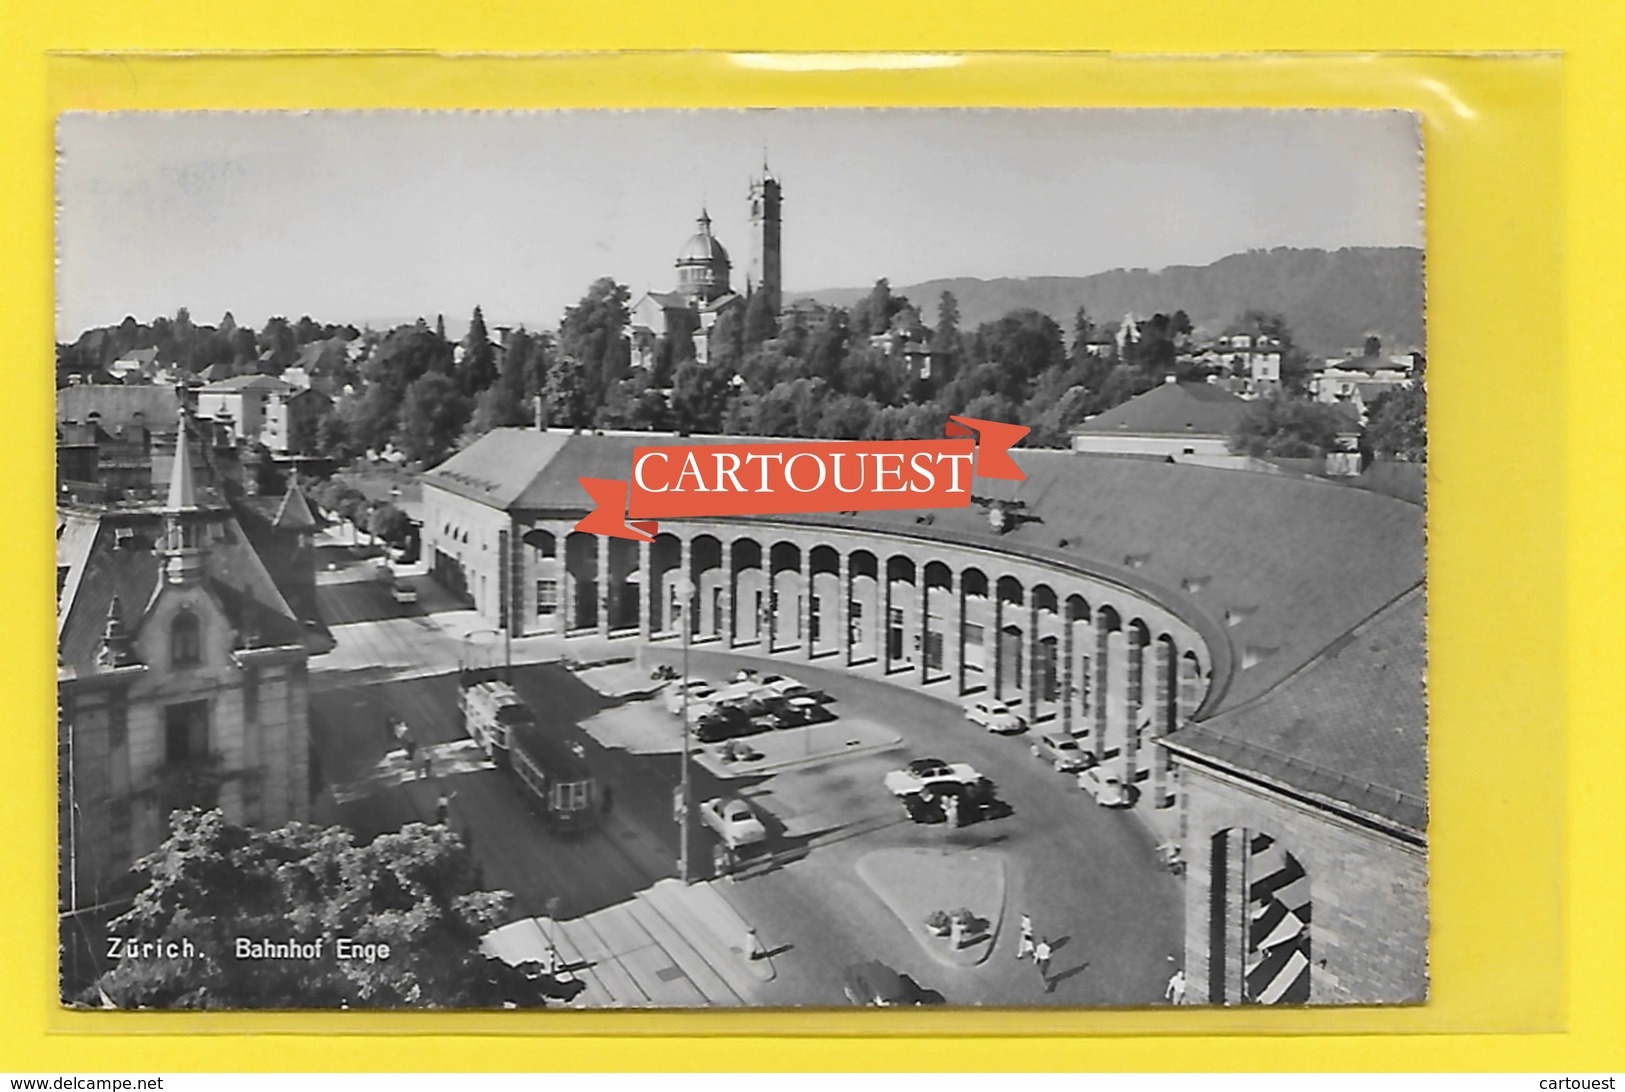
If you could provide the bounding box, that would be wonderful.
[57,418,313,919]
[195,373,330,455]
[1069,380,1252,461]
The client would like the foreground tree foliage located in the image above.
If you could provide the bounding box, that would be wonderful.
[85,810,564,1010]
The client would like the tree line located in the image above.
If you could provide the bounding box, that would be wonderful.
[60,276,1424,469]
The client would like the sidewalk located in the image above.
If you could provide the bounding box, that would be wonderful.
[481,879,772,1008]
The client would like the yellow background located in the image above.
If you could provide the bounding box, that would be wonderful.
[1,0,1606,1072]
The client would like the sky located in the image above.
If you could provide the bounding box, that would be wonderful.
[56,109,1421,341]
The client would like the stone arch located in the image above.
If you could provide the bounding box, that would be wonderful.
[730,537,766,646]
[768,541,803,651]
[959,566,990,692]
[922,561,955,684]
[1062,593,1092,734]
[563,532,599,632]
[605,537,641,632]
[651,532,683,634]
[884,555,918,674]
[808,545,841,657]
[847,549,880,665]
[690,534,723,639]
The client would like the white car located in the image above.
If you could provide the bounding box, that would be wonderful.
[760,674,820,701]
[663,680,716,716]
[390,580,418,605]
[1030,732,1090,772]
[698,796,767,849]
[1078,764,1131,806]
[962,698,1027,735]
[883,757,983,798]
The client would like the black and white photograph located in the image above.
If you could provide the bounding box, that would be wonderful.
[55,108,1426,1010]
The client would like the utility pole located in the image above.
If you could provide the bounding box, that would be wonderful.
[676,577,696,884]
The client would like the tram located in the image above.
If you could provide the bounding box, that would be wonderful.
[508,719,598,831]
[458,666,596,831]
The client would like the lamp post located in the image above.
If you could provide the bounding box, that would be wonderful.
[674,576,696,885]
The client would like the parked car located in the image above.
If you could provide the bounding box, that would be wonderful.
[663,680,716,716]
[698,796,767,849]
[760,673,820,701]
[1030,731,1091,772]
[841,961,943,1006]
[694,704,755,743]
[752,695,826,730]
[390,580,418,605]
[1078,763,1131,806]
[962,698,1027,734]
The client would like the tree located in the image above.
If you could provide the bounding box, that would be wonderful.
[668,358,733,435]
[85,810,544,1009]
[258,316,297,373]
[368,502,415,549]
[1364,334,1383,357]
[398,372,471,464]
[1229,393,1351,459]
[536,354,586,432]
[560,277,631,407]
[935,292,961,352]
[460,306,499,397]
[1363,381,1427,461]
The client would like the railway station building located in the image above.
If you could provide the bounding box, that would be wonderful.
[421,426,1427,1005]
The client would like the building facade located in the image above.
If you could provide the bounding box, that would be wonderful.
[57,419,312,918]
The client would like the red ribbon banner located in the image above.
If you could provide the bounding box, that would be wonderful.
[574,417,1030,541]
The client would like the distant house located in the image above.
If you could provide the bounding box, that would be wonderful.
[195,374,330,455]
[1310,354,1417,421]
[108,348,159,383]
[1069,380,1251,461]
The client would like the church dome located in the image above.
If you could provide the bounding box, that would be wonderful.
[676,210,730,266]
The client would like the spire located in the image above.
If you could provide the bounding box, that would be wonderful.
[697,208,712,233]
[166,415,198,511]
[97,595,138,669]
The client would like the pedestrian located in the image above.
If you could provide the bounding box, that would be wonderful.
[435,789,455,826]
[1034,938,1053,980]
[417,746,432,779]
[1016,913,1035,961]
[601,783,614,815]
[1165,968,1188,1005]
[745,926,762,961]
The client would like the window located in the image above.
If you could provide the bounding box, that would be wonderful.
[536,579,558,616]
[171,610,201,668]
[164,700,210,763]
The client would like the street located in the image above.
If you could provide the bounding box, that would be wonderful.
[310,555,1184,1007]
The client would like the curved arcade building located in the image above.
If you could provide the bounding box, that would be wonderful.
[422,427,1427,1006]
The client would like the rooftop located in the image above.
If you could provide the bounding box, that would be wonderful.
[198,374,298,394]
[425,429,1424,720]
[56,385,182,431]
[1070,382,1249,438]
[1161,584,1426,834]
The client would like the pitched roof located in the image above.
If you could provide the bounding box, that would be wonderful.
[198,374,298,394]
[1071,382,1249,437]
[1161,585,1426,834]
[56,507,304,674]
[420,429,573,509]
[427,430,1424,719]
[272,483,318,531]
[56,385,182,431]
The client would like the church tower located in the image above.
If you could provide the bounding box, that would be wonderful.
[748,163,782,316]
